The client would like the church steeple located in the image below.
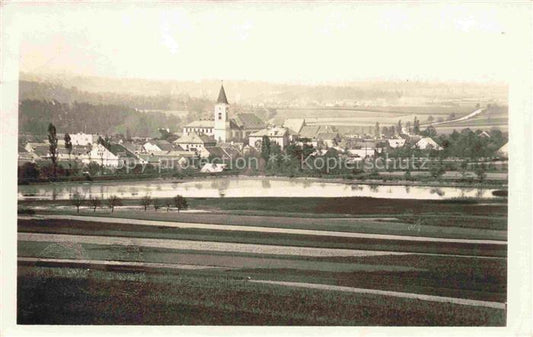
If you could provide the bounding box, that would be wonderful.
[217,82,229,105]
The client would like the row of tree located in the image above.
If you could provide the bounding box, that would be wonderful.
[70,193,188,213]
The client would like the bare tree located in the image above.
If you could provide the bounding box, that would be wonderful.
[70,192,85,213]
[153,199,161,211]
[88,196,102,212]
[107,195,122,213]
[173,195,188,214]
[140,195,152,211]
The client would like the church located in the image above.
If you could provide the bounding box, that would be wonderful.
[182,83,265,144]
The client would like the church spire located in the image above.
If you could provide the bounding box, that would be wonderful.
[217,82,229,104]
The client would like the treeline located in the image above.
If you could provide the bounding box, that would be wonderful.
[387,128,507,159]
[19,99,181,137]
[20,80,215,113]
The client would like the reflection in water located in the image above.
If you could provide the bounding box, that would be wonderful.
[430,188,445,197]
[18,178,500,201]
[262,179,271,189]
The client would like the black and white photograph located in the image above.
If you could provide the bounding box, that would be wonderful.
[0,0,532,335]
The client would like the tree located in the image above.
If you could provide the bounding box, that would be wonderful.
[106,195,122,213]
[64,133,73,175]
[429,159,446,179]
[422,126,437,138]
[413,117,420,134]
[427,115,434,123]
[173,194,188,213]
[374,122,380,138]
[140,195,152,211]
[260,136,271,161]
[70,192,85,213]
[19,162,40,182]
[88,196,102,212]
[48,123,58,179]
[165,200,172,212]
[396,120,403,135]
[474,163,487,182]
[87,162,100,176]
[153,199,161,211]
[459,159,470,179]
[158,128,171,140]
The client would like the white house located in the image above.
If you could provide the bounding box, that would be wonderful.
[347,148,377,158]
[248,127,290,150]
[497,142,508,158]
[69,132,97,146]
[200,163,226,173]
[387,138,406,148]
[174,133,216,153]
[283,119,306,134]
[415,137,442,150]
[143,140,175,153]
[88,144,120,167]
[183,120,215,136]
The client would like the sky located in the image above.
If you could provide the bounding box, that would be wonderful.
[5,1,527,84]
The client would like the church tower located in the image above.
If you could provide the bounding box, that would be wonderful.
[214,83,230,143]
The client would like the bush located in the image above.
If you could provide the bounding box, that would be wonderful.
[18,208,35,215]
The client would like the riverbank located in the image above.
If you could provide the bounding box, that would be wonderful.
[18,172,508,191]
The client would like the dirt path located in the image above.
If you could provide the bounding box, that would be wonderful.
[18,232,505,259]
[18,257,228,270]
[18,232,409,257]
[22,214,507,245]
[249,280,506,310]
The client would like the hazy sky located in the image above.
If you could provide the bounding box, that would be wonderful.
[6,1,525,83]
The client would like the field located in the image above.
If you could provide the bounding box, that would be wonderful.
[273,105,477,127]
[18,193,507,325]
[271,103,507,133]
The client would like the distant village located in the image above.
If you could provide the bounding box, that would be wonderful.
[18,84,508,179]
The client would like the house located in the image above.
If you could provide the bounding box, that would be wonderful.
[18,145,38,164]
[88,143,137,167]
[138,151,194,168]
[233,113,266,138]
[299,125,338,140]
[174,133,216,153]
[283,119,306,134]
[316,132,340,148]
[415,137,442,150]
[387,138,406,148]
[68,132,98,146]
[200,163,226,173]
[120,141,144,154]
[347,148,378,158]
[183,120,215,136]
[476,130,492,139]
[88,144,120,167]
[143,140,176,153]
[497,142,508,158]
[248,127,290,150]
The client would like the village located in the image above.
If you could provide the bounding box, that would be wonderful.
[18,83,508,181]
